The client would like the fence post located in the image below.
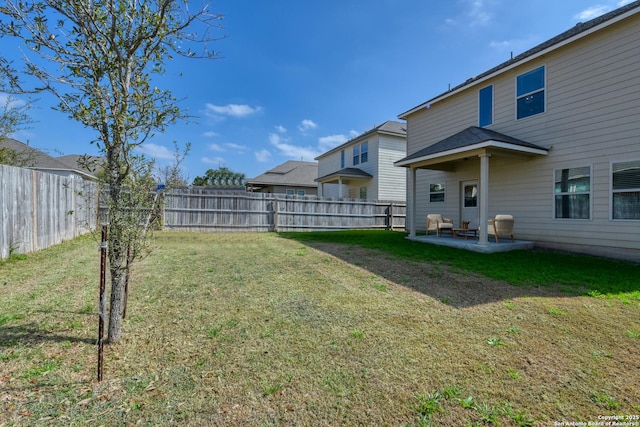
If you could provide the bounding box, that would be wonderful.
[31,169,38,252]
[389,202,394,231]
[98,225,107,382]
[273,198,279,232]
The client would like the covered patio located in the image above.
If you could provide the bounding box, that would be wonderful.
[315,167,373,198]
[407,233,535,253]
[395,126,549,251]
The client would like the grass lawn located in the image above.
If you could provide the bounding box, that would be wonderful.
[1,230,639,426]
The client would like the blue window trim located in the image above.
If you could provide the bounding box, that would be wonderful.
[479,85,493,127]
[516,66,545,120]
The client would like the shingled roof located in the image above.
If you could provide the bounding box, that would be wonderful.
[399,0,640,118]
[0,138,99,179]
[395,127,548,166]
[315,120,406,159]
[246,160,318,187]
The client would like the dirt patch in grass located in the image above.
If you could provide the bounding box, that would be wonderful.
[1,232,639,426]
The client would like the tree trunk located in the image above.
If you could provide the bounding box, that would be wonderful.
[107,261,127,343]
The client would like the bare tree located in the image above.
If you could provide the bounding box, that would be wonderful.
[156,141,191,187]
[0,0,222,343]
[0,95,35,166]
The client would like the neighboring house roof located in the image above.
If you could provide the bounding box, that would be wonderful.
[315,167,374,183]
[315,120,406,160]
[395,127,549,167]
[245,160,318,188]
[0,138,99,180]
[399,0,640,119]
[57,154,105,176]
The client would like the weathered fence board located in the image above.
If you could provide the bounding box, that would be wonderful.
[2,175,404,259]
[0,164,98,259]
[162,188,405,232]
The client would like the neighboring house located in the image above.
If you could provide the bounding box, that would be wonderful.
[245,160,318,196]
[0,138,99,180]
[394,1,640,261]
[315,121,407,201]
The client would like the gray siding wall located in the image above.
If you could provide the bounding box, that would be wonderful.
[317,135,387,200]
[377,135,407,201]
[406,14,640,260]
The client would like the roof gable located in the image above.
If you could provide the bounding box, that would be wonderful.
[399,0,640,118]
[315,120,406,160]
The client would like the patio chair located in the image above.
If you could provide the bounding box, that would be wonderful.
[487,214,514,243]
[426,214,454,237]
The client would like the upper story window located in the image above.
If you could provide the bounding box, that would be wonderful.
[340,150,345,168]
[554,166,590,219]
[479,85,493,127]
[612,160,640,220]
[516,66,545,119]
[353,145,360,166]
[353,142,368,166]
[360,141,368,163]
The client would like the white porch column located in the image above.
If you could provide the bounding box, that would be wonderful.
[478,153,490,245]
[338,177,343,198]
[410,167,417,237]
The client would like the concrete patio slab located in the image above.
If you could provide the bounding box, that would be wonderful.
[407,234,535,254]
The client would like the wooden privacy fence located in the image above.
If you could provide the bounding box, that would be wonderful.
[0,164,98,259]
[163,188,406,232]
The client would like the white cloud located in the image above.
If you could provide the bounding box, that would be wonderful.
[618,0,634,6]
[297,119,318,134]
[446,0,495,28]
[226,142,248,151]
[489,36,538,53]
[318,134,349,152]
[275,125,287,133]
[137,143,175,160]
[208,143,226,152]
[464,0,494,27]
[574,5,610,20]
[269,133,321,160]
[203,131,219,138]
[255,149,272,163]
[201,156,225,166]
[204,103,262,118]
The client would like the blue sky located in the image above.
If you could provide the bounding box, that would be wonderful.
[4,0,634,181]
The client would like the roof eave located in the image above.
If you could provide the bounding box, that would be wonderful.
[398,5,640,120]
[394,140,549,167]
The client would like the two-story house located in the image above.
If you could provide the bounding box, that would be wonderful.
[395,1,640,261]
[315,121,406,201]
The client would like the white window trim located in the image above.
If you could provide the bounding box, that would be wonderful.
[610,158,640,221]
[429,183,446,203]
[360,141,369,164]
[515,64,547,121]
[552,164,592,220]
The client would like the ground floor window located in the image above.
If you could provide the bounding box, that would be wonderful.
[612,160,640,220]
[359,186,367,199]
[554,166,591,219]
[429,183,445,203]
